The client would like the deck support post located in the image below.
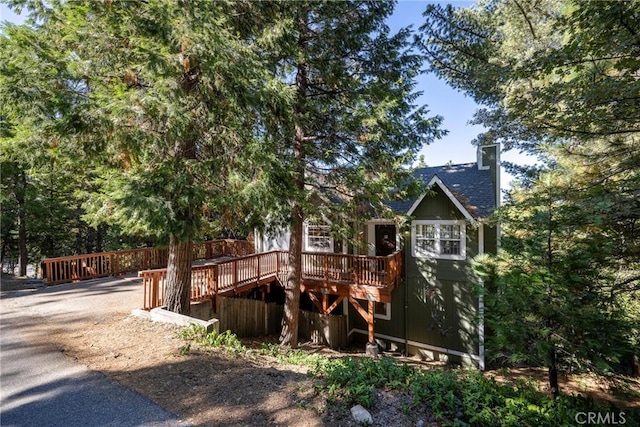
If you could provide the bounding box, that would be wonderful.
[367,299,375,344]
[349,297,378,356]
[325,295,344,315]
[307,291,324,313]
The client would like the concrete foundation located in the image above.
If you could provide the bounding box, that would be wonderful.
[190,299,214,321]
[132,307,219,333]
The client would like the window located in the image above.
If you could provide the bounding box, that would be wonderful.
[374,302,391,320]
[305,224,333,252]
[412,220,466,260]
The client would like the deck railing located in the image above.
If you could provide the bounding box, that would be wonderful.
[40,239,254,285]
[297,251,403,288]
[140,250,403,310]
[140,251,283,310]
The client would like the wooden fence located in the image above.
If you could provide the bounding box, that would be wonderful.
[215,297,344,347]
[298,309,348,349]
[40,239,254,285]
[216,296,283,337]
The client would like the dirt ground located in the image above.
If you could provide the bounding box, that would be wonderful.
[43,305,439,426]
[1,274,638,426]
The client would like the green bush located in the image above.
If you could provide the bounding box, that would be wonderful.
[179,325,246,354]
[258,342,323,366]
[312,356,638,426]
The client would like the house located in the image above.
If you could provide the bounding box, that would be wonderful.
[255,144,500,369]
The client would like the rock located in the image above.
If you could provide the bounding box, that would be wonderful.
[350,405,373,425]
[416,420,425,427]
[365,342,379,357]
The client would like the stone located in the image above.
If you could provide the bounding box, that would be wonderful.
[350,405,373,425]
[365,342,379,357]
[416,419,425,427]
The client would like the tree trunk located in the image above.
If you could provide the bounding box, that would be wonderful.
[16,170,27,277]
[280,9,309,348]
[86,225,95,254]
[548,344,559,400]
[17,212,27,276]
[545,208,560,399]
[280,201,303,347]
[164,236,192,315]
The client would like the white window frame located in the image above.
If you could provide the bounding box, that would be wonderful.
[412,220,466,260]
[374,302,391,320]
[304,223,334,253]
[366,220,399,256]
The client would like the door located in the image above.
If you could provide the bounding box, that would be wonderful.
[375,224,396,256]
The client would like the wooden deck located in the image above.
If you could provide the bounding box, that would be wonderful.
[39,240,254,285]
[139,250,403,311]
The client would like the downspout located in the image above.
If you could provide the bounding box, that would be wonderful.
[478,223,485,371]
[403,230,409,355]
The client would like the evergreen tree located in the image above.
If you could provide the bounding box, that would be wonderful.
[420,0,640,148]
[1,0,274,313]
[476,158,637,398]
[256,1,444,346]
[420,0,640,395]
[1,21,90,272]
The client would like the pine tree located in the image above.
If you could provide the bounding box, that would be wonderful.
[1,1,274,312]
[255,1,444,347]
[420,0,640,395]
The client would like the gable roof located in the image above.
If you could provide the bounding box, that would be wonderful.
[387,162,496,218]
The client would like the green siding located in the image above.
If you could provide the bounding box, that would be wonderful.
[483,224,498,255]
[411,189,465,220]
[347,186,494,366]
[350,185,482,361]
[404,275,479,356]
[406,186,480,356]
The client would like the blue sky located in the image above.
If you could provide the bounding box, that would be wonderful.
[389,1,534,186]
[390,1,484,166]
[1,1,531,185]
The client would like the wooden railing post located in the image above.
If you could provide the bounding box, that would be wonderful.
[368,299,375,344]
[354,257,358,285]
[151,273,159,309]
[257,254,261,282]
[142,274,148,309]
[324,254,329,282]
[233,261,238,293]
[213,264,218,295]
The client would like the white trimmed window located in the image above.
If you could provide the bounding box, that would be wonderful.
[374,302,391,320]
[412,220,466,260]
[305,224,333,252]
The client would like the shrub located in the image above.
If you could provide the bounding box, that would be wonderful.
[179,325,246,354]
[312,356,638,426]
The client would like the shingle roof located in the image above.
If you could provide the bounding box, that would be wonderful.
[387,163,496,218]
